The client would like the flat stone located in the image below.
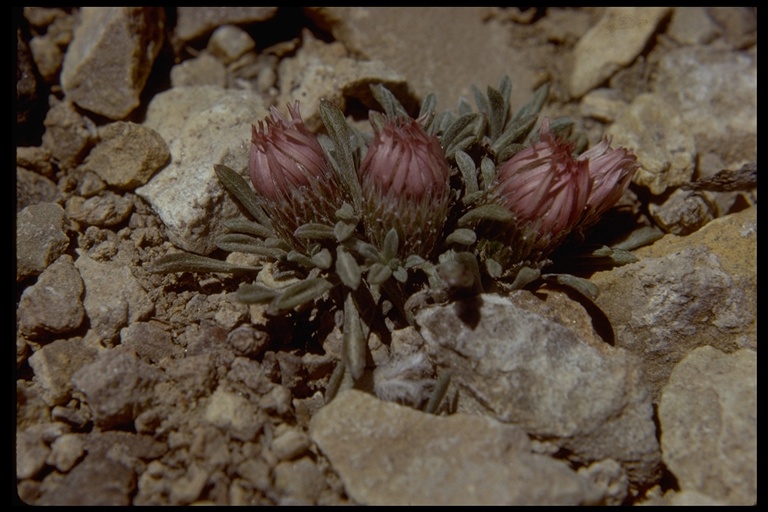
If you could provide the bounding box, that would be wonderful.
[16,202,71,281]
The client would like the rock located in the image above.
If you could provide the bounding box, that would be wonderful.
[72,347,163,429]
[170,52,227,88]
[648,188,715,235]
[577,459,630,506]
[273,457,326,505]
[270,425,310,461]
[27,338,98,406]
[591,206,757,402]
[41,98,93,171]
[16,423,66,480]
[60,7,165,119]
[16,202,71,281]
[311,389,602,505]
[659,346,756,505]
[309,7,551,112]
[276,29,415,132]
[415,292,661,487]
[653,45,756,179]
[74,253,154,343]
[207,24,256,64]
[204,386,263,442]
[174,7,277,44]
[608,93,696,195]
[569,7,671,98]
[18,255,85,338]
[66,192,134,227]
[16,146,54,178]
[706,7,757,49]
[34,452,136,505]
[82,122,170,190]
[120,321,183,364]
[666,7,721,45]
[579,87,627,123]
[16,166,58,212]
[135,86,269,255]
[46,433,85,472]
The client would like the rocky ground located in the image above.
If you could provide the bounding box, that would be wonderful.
[15,7,756,505]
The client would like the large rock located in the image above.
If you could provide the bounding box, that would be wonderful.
[60,7,165,119]
[415,292,661,488]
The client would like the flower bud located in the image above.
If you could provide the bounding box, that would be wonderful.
[359,117,450,258]
[577,136,640,229]
[249,102,341,249]
[494,118,591,257]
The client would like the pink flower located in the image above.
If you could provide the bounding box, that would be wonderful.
[359,117,450,257]
[248,102,341,249]
[495,118,591,242]
[577,136,640,229]
[249,101,330,201]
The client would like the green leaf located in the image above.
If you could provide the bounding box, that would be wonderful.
[491,112,538,157]
[334,220,357,242]
[286,251,315,269]
[509,266,540,289]
[294,223,336,240]
[404,255,425,269]
[149,252,260,275]
[319,100,363,210]
[455,149,479,195]
[223,219,274,238]
[343,293,366,380]
[393,266,408,283]
[446,228,477,246]
[367,262,392,284]
[270,277,334,313]
[418,93,437,121]
[424,371,451,415]
[480,156,497,189]
[487,86,507,140]
[214,164,271,226]
[335,202,357,222]
[216,234,287,258]
[370,83,410,120]
[353,240,385,263]
[542,273,599,301]
[457,203,513,226]
[511,82,549,124]
[612,226,664,251]
[236,283,278,304]
[485,258,503,278]
[336,247,361,290]
[382,228,400,260]
[311,248,333,269]
[441,113,480,158]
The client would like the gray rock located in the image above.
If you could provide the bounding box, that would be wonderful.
[170,52,227,88]
[16,167,58,212]
[608,93,696,195]
[276,30,414,132]
[66,192,133,227]
[310,389,603,505]
[82,122,170,190]
[16,146,54,178]
[46,433,85,472]
[667,7,721,45]
[174,7,277,44]
[41,98,94,171]
[16,423,68,480]
[648,188,716,235]
[72,347,163,429]
[308,7,550,112]
[591,207,757,402]
[273,457,326,505]
[570,7,671,98]
[35,452,136,505]
[120,321,183,364]
[207,24,255,64]
[60,7,165,119]
[653,45,756,179]
[16,202,71,281]
[659,346,756,505]
[136,86,269,255]
[74,253,154,343]
[204,386,263,442]
[271,425,310,461]
[415,292,661,487]
[27,337,98,406]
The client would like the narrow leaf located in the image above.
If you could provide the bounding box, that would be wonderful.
[404,255,425,269]
[236,283,278,304]
[286,251,315,269]
[487,86,507,139]
[509,266,540,289]
[343,293,366,380]
[149,252,259,275]
[311,248,333,269]
[224,219,273,238]
[542,273,599,301]
[382,228,400,260]
[214,164,270,226]
[334,220,357,242]
[370,83,409,120]
[485,258,503,278]
[491,112,538,156]
[455,149,479,195]
[319,100,363,210]
[393,266,408,283]
[270,278,334,313]
[457,203,514,226]
[511,82,549,123]
[367,262,392,284]
[294,223,336,240]
[446,228,477,246]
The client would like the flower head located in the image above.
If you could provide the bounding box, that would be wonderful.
[494,118,591,255]
[577,136,640,229]
[359,117,451,258]
[249,101,342,249]
[250,101,330,201]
